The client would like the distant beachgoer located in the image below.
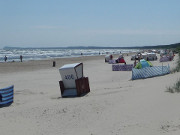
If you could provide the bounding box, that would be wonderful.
[116,56,126,64]
[110,54,113,60]
[4,55,7,62]
[134,59,137,67]
[147,57,149,61]
[138,55,141,62]
[20,55,23,62]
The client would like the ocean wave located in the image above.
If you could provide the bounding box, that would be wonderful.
[0,48,138,62]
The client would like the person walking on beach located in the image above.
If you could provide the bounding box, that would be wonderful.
[4,55,7,62]
[20,55,23,62]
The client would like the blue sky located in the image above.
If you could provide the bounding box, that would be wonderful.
[0,0,180,48]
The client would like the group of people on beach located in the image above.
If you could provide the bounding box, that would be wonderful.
[4,55,23,62]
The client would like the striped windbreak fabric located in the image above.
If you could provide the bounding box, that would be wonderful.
[112,64,134,71]
[0,85,14,107]
[132,66,170,80]
[160,56,173,62]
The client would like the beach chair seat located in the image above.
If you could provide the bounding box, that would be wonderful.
[59,77,90,97]
[0,85,14,107]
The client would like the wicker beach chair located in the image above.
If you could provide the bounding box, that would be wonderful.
[59,63,90,97]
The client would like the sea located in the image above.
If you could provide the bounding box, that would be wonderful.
[0,48,139,62]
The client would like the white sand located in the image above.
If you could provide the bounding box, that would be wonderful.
[0,54,180,135]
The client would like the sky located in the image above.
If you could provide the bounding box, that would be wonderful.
[0,0,180,48]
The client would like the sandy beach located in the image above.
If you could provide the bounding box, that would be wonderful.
[0,53,180,135]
